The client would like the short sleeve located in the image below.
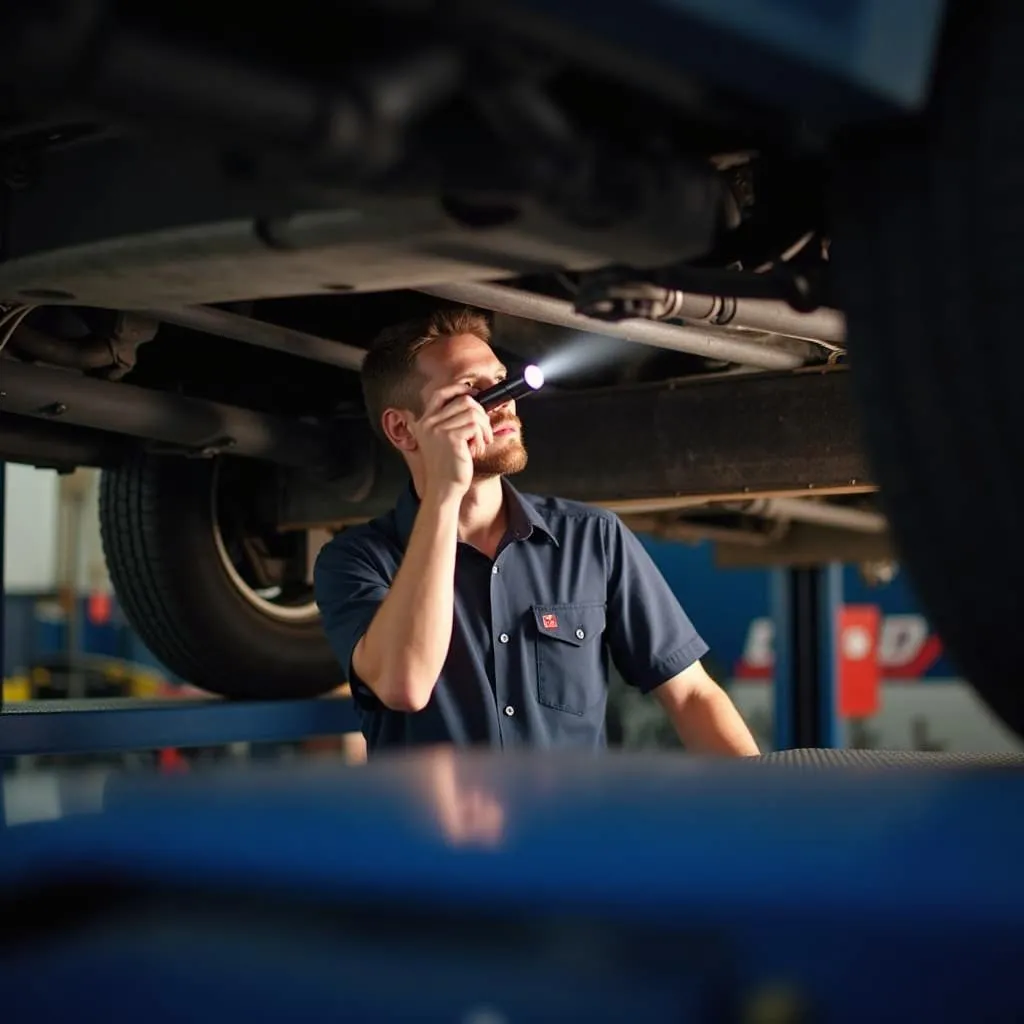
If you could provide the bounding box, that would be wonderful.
[603,515,709,692]
[313,531,391,710]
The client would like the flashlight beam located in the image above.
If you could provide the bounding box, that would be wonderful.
[418,281,804,371]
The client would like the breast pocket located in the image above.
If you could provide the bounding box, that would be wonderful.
[533,602,607,716]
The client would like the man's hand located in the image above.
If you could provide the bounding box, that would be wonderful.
[651,661,761,756]
[409,384,493,501]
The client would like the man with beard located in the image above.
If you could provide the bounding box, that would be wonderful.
[314,307,759,757]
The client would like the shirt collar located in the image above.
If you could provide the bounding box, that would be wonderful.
[393,476,558,549]
[503,478,558,546]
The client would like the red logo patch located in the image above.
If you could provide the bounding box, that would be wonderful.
[541,613,559,630]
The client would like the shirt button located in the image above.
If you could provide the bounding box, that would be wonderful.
[499,633,509,644]
[575,628,585,640]
[492,565,499,575]
[504,705,515,717]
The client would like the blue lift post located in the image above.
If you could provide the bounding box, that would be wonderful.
[0,460,360,760]
[771,563,842,751]
[0,460,5,717]
[1,461,6,822]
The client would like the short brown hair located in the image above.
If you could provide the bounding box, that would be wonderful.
[360,306,491,441]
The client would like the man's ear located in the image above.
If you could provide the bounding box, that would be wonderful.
[381,407,417,452]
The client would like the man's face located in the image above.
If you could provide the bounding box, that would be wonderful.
[416,333,528,477]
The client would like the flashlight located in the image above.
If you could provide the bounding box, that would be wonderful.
[475,364,545,411]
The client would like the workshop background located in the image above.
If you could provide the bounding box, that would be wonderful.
[4,462,1020,757]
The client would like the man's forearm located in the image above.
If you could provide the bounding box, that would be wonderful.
[653,664,760,756]
[353,492,460,711]
[672,684,761,755]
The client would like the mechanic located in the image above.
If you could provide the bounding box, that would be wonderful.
[314,307,760,757]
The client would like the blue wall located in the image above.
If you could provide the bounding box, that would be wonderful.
[3,594,172,679]
[637,537,956,678]
[638,537,769,678]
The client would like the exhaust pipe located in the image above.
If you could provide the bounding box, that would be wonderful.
[575,284,846,345]
[417,281,805,370]
[669,293,844,345]
[0,358,340,469]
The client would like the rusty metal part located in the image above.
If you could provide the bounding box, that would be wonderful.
[10,312,157,380]
[0,358,340,468]
[276,367,871,528]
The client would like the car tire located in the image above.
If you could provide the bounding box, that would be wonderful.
[99,453,343,699]
[831,0,1024,736]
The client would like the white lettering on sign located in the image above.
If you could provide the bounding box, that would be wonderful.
[877,615,931,670]
[739,613,941,677]
[742,618,775,669]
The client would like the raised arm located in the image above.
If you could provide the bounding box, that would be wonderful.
[349,490,462,711]
[316,383,492,712]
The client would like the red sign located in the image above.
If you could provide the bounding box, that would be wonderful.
[87,591,112,626]
[838,605,881,718]
[541,613,559,630]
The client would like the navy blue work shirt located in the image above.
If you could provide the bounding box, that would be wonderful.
[314,478,708,754]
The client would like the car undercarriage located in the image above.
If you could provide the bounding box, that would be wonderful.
[0,0,1020,745]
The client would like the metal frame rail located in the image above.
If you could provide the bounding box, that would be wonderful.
[0,459,358,758]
